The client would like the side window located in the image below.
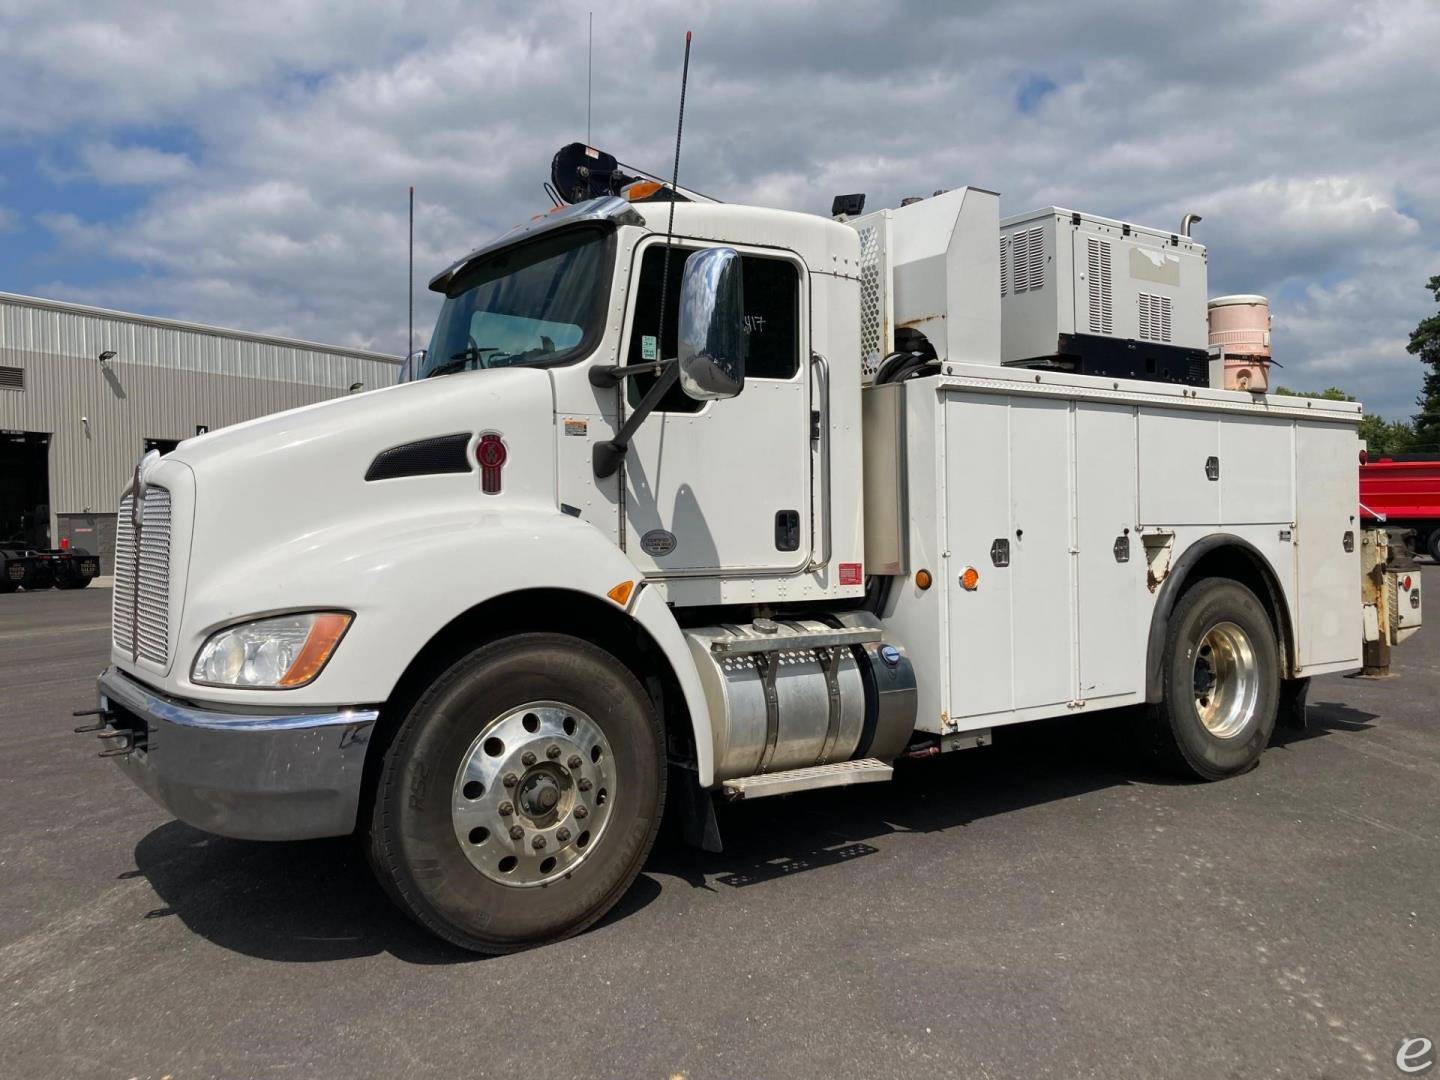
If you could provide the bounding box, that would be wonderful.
[626,244,800,412]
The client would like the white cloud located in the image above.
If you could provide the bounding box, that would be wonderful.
[76,142,195,185]
[6,0,1440,419]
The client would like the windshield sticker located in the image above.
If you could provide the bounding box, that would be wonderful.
[640,335,657,361]
[564,417,588,437]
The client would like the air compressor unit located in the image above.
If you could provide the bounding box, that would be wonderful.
[1000,207,1210,386]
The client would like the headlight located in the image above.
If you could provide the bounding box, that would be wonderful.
[192,611,353,688]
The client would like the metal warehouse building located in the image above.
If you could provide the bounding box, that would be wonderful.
[0,292,400,572]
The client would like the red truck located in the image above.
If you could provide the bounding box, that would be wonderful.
[1361,454,1440,561]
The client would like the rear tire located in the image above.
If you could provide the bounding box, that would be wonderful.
[368,633,666,953]
[1146,578,1279,781]
[1427,528,1440,564]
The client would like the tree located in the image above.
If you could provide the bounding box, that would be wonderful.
[1274,386,1415,455]
[1408,274,1440,451]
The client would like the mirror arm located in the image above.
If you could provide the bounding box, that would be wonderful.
[592,361,679,479]
[588,360,670,389]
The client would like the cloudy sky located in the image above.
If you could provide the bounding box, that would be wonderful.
[0,0,1436,419]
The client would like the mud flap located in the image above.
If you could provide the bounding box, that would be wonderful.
[1277,677,1311,731]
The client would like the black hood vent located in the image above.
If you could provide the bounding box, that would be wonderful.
[365,433,473,481]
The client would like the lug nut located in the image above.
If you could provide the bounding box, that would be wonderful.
[502,772,518,788]
[546,745,561,760]
[578,778,592,792]
[521,751,536,766]
[567,754,582,769]
[532,835,547,850]
[498,801,514,816]
[556,827,571,842]
[574,805,588,820]
[509,825,524,840]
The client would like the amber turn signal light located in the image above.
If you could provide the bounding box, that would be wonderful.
[278,613,354,687]
[960,567,980,591]
[607,580,635,606]
[915,569,932,590]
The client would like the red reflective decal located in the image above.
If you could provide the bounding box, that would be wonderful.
[838,562,862,586]
[477,433,507,494]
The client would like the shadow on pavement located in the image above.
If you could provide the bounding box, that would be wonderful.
[131,822,662,965]
[650,710,1155,889]
[1269,700,1379,749]
[130,699,1373,963]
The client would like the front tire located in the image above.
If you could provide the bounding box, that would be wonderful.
[368,633,666,953]
[1147,578,1279,780]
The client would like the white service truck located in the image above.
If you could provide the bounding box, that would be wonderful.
[85,157,1422,952]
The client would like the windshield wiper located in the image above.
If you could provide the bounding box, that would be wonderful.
[427,345,502,378]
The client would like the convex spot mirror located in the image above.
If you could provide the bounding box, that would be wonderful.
[677,247,746,400]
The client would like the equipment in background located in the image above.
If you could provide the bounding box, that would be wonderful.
[1207,294,1273,391]
[998,207,1210,387]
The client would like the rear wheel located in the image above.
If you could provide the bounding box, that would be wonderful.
[54,568,90,589]
[1146,578,1279,780]
[1427,528,1440,564]
[368,633,666,953]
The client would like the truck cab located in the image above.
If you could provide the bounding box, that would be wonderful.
[89,172,1420,953]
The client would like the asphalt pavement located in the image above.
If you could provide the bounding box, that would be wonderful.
[1,573,1437,1079]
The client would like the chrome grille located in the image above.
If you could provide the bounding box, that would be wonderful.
[113,485,172,665]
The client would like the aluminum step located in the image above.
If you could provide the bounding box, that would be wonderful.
[721,758,894,801]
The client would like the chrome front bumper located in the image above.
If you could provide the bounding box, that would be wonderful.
[96,667,379,841]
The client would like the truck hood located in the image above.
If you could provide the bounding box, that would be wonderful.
[143,368,561,678]
[171,367,552,473]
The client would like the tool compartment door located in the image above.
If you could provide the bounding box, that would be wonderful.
[1075,402,1144,701]
[1295,422,1362,668]
[943,392,1076,720]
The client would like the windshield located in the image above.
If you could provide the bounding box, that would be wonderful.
[420,226,610,379]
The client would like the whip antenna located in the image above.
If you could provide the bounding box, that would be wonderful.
[655,30,692,364]
[407,185,414,356]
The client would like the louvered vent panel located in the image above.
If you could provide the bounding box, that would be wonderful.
[999,235,1009,297]
[1010,227,1045,294]
[1026,228,1045,291]
[1137,293,1173,343]
[1012,231,1029,292]
[1086,238,1114,334]
[0,366,23,390]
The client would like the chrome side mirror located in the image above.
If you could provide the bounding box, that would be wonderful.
[677,247,746,400]
[397,348,426,384]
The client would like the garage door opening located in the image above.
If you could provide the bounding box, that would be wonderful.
[0,430,52,549]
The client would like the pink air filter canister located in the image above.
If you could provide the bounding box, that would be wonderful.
[1208,294,1272,391]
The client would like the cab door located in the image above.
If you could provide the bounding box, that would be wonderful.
[619,239,811,578]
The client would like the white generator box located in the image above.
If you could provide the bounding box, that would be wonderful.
[1000,208,1209,377]
[848,187,1001,383]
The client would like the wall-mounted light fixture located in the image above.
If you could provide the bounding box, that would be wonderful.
[349,381,365,394]
[98,350,116,367]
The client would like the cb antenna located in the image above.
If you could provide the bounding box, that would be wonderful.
[654,30,692,365]
[407,185,414,355]
[587,12,593,144]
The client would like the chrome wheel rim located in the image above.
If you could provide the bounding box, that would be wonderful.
[1192,621,1259,739]
[451,701,615,888]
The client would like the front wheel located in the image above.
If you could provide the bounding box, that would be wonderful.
[1146,578,1280,780]
[368,633,666,953]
